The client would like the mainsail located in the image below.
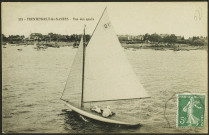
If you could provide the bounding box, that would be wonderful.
[61,36,84,107]
[83,8,150,102]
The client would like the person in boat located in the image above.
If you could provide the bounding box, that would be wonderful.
[102,106,115,117]
[73,41,79,48]
[91,106,102,114]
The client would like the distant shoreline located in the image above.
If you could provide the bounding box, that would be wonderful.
[121,43,208,51]
[3,42,208,51]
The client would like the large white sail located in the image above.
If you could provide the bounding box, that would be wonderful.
[84,9,150,102]
[61,36,84,107]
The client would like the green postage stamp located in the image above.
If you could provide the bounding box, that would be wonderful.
[177,93,205,127]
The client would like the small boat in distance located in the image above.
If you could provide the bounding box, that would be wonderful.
[73,41,79,48]
[173,48,180,51]
[60,7,150,126]
[17,49,23,51]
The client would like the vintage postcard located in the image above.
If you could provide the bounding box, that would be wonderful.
[2,2,208,134]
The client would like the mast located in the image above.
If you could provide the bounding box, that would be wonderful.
[81,25,86,108]
[81,8,106,107]
[89,7,107,41]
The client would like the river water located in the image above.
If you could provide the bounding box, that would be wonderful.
[2,45,208,133]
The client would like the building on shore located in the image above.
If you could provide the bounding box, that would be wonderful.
[30,33,43,40]
[118,35,131,41]
[159,34,169,38]
[176,36,183,40]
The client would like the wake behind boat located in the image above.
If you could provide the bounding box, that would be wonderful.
[60,7,150,126]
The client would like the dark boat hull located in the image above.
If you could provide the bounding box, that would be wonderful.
[62,100,141,126]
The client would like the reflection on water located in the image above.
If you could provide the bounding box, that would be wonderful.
[2,45,208,133]
[61,109,87,133]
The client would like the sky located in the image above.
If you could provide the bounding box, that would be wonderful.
[2,2,208,38]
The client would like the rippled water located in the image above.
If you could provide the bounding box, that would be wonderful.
[2,45,208,133]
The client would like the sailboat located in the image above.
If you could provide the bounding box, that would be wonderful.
[60,7,150,126]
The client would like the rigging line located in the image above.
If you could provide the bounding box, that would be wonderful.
[81,25,86,108]
[87,7,107,46]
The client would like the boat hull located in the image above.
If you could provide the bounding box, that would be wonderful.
[62,100,140,126]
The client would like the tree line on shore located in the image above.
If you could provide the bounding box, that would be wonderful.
[1,33,208,46]
[1,33,91,44]
[120,33,207,46]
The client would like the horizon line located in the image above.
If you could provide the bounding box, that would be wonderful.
[2,32,208,39]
